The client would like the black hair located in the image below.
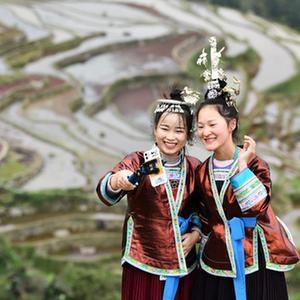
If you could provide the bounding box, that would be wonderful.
[196,96,239,142]
[153,88,194,142]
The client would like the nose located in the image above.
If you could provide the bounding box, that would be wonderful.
[199,126,210,137]
[165,131,176,141]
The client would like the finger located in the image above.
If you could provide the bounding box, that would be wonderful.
[184,248,190,257]
[124,178,136,188]
[243,141,249,150]
[181,234,188,240]
[245,139,256,153]
[244,136,256,146]
[244,135,255,142]
[119,179,135,190]
[243,136,256,150]
[124,182,136,190]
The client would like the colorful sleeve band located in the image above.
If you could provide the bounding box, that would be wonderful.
[230,168,267,212]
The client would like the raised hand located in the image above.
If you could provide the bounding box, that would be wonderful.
[238,135,256,172]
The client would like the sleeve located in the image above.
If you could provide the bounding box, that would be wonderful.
[96,172,125,206]
[190,213,203,231]
[230,157,271,216]
[95,152,142,206]
[195,163,211,236]
[107,175,122,194]
[180,158,205,234]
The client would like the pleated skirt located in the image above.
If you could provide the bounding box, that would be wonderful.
[191,240,288,300]
[121,263,197,300]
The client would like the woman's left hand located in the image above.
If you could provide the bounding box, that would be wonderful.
[238,135,256,172]
[181,231,200,257]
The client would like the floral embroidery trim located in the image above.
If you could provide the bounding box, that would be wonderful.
[165,158,187,273]
[257,225,296,272]
[207,155,239,276]
[122,160,190,276]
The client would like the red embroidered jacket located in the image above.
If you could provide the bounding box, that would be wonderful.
[96,151,201,276]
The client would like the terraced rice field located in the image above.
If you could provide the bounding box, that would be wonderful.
[0,1,299,298]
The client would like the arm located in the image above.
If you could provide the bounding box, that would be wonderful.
[196,163,211,236]
[230,136,271,216]
[181,159,205,256]
[96,152,141,206]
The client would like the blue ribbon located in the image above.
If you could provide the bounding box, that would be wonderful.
[162,214,201,300]
[163,276,180,300]
[228,217,256,300]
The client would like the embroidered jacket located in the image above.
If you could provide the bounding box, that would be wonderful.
[96,151,201,276]
[197,153,300,277]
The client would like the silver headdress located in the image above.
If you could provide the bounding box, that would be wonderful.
[197,36,240,111]
[154,87,200,114]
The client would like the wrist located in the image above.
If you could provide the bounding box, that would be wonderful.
[109,174,118,190]
[191,229,201,242]
[238,161,247,172]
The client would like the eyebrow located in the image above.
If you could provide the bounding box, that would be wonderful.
[160,123,185,129]
[198,119,217,124]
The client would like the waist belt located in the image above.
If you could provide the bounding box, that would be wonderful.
[228,217,256,300]
[162,214,201,300]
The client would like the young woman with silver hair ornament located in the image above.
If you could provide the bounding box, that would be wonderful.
[191,37,299,300]
[96,87,202,300]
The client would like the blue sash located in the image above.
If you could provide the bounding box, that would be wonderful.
[162,214,201,300]
[228,217,256,300]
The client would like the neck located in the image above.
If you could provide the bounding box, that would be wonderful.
[161,152,181,165]
[214,143,236,160]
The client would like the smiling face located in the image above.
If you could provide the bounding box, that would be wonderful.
[154,112,188,157]
[197,105,236,155]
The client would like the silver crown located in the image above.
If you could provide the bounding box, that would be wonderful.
[197,36,240,111]
[154,101,185,114]
[154,87,200,115]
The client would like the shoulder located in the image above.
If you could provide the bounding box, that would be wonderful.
[118,151,144,170]
[125,151,144,161]
[123,151,144,165]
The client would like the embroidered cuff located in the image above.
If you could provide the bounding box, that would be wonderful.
[100,173,123,205]
[230,168,267,212]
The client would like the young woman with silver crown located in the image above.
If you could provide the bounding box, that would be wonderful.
[96,88,202,300]
[191,37,299,300]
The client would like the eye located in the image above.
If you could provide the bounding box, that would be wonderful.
[197,125,203,129]
[159,126,168,131]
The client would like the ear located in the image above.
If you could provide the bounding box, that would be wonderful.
[229,118,237,132]
[153,128,158,140]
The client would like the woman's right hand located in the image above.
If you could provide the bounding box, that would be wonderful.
[109,170,136,191]
[238,135,256,172]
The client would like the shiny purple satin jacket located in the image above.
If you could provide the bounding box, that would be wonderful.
[197,154,299,275]
[96,151,201,274]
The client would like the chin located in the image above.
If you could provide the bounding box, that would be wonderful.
[203,143,217,152]
[163,150,177,156]
[162,147,178,156]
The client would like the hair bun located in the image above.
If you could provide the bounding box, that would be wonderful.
[169,89,183,101]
